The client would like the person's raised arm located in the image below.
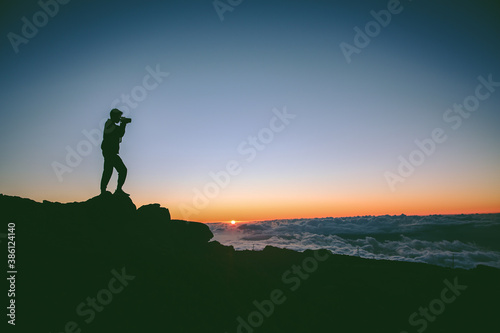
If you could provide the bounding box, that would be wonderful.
[117,120,127,137]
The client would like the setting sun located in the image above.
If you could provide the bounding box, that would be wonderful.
[231,220,236,225]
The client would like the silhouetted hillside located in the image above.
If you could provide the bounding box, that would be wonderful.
[1,194,498,332]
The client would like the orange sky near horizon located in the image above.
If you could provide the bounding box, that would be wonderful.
[1,144,499,222]
[3,180,498,223]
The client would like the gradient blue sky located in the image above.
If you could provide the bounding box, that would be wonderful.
[1,0,499,221]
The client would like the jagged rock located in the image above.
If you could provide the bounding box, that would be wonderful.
[81,192,137,220]
[170,219,214,244]
[137,203,171,221]
[135,204,213,249]
[0,193,212,252]
[1,194,42,221]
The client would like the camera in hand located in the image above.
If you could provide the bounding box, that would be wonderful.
[121,117,132,124]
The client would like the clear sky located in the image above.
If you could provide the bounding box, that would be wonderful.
[1,0,499,222]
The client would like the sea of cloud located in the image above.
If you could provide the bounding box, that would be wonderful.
[207,213,500,270]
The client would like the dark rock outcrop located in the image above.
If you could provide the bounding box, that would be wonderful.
[0,193,498,333]
[0,193,213,254]
[137,203,171,221]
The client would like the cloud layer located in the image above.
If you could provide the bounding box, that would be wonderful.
[208,214,500,269]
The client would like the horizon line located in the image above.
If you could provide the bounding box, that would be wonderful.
[200,210,500,224]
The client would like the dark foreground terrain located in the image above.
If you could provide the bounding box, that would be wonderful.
[1,193,498,332]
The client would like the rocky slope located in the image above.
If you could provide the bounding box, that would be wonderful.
[1,193,497,332]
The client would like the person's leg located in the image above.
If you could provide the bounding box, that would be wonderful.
[114,155,127,191]
[100,154,114,193]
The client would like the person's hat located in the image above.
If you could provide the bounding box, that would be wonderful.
[110,108,123,116]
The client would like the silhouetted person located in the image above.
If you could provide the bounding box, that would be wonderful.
[100,108,131,196]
